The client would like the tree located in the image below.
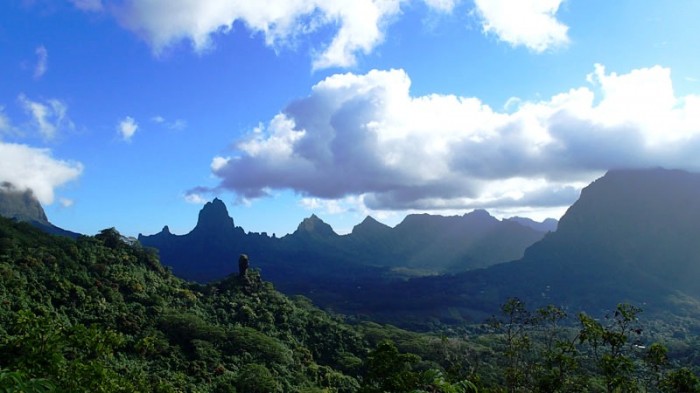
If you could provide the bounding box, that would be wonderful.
[579,304,643,393]
[361,340,420,393]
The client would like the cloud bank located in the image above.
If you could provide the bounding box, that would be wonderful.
[206,64,700,213]
[74,0,569,69]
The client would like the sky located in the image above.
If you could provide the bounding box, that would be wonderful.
[2,0,700,237]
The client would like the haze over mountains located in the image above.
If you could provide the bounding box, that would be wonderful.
[138,198,553,284]
[334,168,700,326]
[137,168,700,327]
[3,168,700,328]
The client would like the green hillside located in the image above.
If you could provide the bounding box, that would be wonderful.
[0,217,475,392]
[2,213,700,392]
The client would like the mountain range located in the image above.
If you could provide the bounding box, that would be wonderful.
[330,168,700,326]
[4,168,700,328]
[140,168,700,327]
[138,198,553,289]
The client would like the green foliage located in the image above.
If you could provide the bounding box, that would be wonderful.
[235,363,281,393]
[0,216,699,393]
[361,340,421,392]
[0,369,55,393]
[660,368,700,393]
[0,217,369,391]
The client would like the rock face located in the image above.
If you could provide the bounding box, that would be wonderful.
[505,217,558,232]
[193,198,235,234]
[140,196,553,290]
[361,168,700,322]
[0,183,49,224]
[0,182,79,238]
[293,214,337,238]
[519,168,700,299]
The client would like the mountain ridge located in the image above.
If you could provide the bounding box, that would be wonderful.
[0,182,80,238]
[139,201,553,288]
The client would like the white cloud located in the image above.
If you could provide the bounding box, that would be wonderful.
[111,0,406,69]
[59,198,75,207]
[472,0,569,52]
[34,45,48,79]
[0,107,11,134]
[0,142,83,205]
[207,65,700,214]
[184,192,207,205]
[18,94,73,140]
[422,0,458,13]
[118,116,138,141]
[300,197,348,215]
[151,115,186,130]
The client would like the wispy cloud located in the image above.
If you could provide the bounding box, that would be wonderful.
[59,198,75,207]
[0,107,12,134]
[18,94,73,140]
[117,116,138,141]
[205,64,700,214]
[184,192,207,205]
[33,45,48,79]
[151,115,187,130]
[68,0,103,12]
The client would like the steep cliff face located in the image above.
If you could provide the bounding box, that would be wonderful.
[0,183,49,224]
[191,198,236,234]
[0,183,79,238]
[521,168,700,295]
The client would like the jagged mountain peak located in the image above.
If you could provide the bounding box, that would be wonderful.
[193,198,235,232]
[463,209,498,224]
[351,215,392,236]
[505,217,558,233]
[295,214,337,237]
[0,183,49,224]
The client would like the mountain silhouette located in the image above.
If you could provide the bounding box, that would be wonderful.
[334,168,700,325]
[0,182,80,238]
[139,199,552,294]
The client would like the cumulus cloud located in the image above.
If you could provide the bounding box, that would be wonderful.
[472,0,569,52]
[110,0,404,69]
[118,116,138,141]
[18,94,73,140]
[0,142,83,205]
[34,45,48,79]
[69,0,450,69]
[206,64,700,213]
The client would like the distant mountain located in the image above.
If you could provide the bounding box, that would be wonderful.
[0,182,80,238]
[139,199,552,298]
[334,168,700,326]
[505,216,558,232]
[335,209,549,274]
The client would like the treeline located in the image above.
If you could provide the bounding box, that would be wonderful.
[0,217,698,392]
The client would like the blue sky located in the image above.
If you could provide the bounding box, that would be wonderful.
[2,0,700,237]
